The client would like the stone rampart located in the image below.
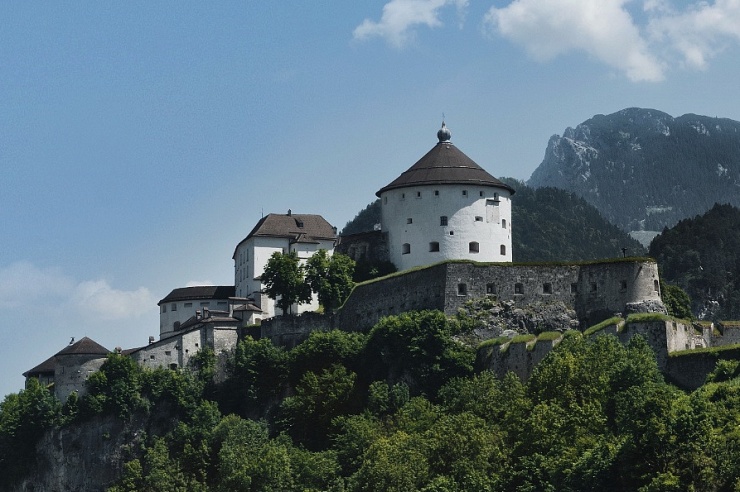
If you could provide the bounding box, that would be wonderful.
[259,312,332,347]
[334,259,664,333]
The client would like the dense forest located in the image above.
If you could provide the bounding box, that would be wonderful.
[650,203,740,320]
[4,310,740,491]
[340,180,645,262]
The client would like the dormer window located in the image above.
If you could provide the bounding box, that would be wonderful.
[296,220,304,228]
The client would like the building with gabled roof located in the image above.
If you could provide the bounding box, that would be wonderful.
[233,211,337,319]
[158,285,236,338]
[24,336,110,401]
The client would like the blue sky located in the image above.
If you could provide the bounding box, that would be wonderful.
[2,0,740,398]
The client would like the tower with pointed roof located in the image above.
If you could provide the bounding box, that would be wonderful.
[376,122,515,271]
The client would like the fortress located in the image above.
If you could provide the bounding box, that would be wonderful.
[24,122,735,399]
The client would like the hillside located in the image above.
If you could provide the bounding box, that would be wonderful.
[649,203,740,319]
[341,181,645,262]
[6,318,740,491]
[528,108,740,242]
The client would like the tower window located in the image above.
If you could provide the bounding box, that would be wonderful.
[384,196,387,204]
[591,283,598,293]
[401,193,405,200]
[457,283,467,296]
[449,231,454,236]
[171,303,177,311]
[440,216,448,226]
[480,191,484,197]
[429,242,440,252]
[416,191,421,198]
[469,242,479,253]
[500,245,506,255]
[162,305,167,313]
[654,280,660,293]
[434,190,439,196]
[502,219,507,229]
[407,218,413,224]
[462,190,468,196]
[515,283,523,294]
[543,283,552,294]
[486,283,496,294]
[402,243,411,255]
[475,216,483,222]
[620,280,628,291]
[571,283,578,294]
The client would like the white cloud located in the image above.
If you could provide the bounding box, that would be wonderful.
[0,261,154,320]
[647,0,740,70]
[71,280,154,321]
[353,0,469,48]
[484,0,665,82]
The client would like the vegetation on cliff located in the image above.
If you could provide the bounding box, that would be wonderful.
[5,310,740,491]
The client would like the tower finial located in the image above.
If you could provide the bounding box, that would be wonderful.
[437,117,451,142]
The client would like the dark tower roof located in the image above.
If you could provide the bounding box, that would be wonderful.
[55,336,110,356]
[376,122,515,197]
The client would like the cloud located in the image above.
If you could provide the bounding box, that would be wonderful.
[0,261,154,320]
[353,0,469,48]
[647,0,740,70]
[484,0,665,82]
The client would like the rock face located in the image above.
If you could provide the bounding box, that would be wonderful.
[528,108,740,235]
[10,413,154,492]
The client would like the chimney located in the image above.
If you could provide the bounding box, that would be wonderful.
[203,307,209,318]
[148,336,155,345]
[196,310,201,320]
[287,209,292,216]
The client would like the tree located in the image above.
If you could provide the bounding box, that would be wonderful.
[660,281,693,320]
[261,251,312,315]
[305,250,356,313]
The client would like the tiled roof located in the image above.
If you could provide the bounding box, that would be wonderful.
[159,285,236,305]
[24,337,110,377]
[55,336,110,356]
[376,141,515,196]
[23,355,56,377]
[233,213,336,258]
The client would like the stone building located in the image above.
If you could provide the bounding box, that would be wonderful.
[23,337,110,402]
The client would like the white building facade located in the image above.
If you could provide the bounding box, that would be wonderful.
[377,123,515,271]
[158,286,235,338]
[233,212,337,319]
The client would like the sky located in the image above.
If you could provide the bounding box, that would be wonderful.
[3,0,740,398]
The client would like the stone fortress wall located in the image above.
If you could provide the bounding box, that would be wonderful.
[330,258,663,334]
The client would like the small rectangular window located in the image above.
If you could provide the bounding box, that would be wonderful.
[162,305,167,313]
[479,191,484,197]
[416,191,421,198]
[165,351,171,356]
[457,283,467,296]
[475,216,483,222]
[429,242,440,252]
[515,283,523,294]
[401,193,405,200]
[171,303,177,311]
[486,283,496,294]
[620,280,628,291]
[200,301,210,307]
[434,190,439,196]
[184,302,192,308]
[407,218,413,224]
[591,283,598,293]
[543,283,552,294]
[571,283,578,294]
[440,216,448,226]
[462,190,467,196]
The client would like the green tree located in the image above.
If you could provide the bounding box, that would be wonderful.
[305,250,356,312]
[261,251,312,315]
[660,281,693,319]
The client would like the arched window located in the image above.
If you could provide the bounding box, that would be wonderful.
[429,242,440,252]
[469,241,479,253]
[500,244,506,255]
[402,243,411,255]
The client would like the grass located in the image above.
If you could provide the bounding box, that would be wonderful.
[510,334,536,344]
[584,317,624,336]
[536,331,563,342]
[669,343,740,358]
[625,312,673,323]
[478,336,512,349]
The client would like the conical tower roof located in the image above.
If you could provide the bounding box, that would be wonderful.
[376,122,515,197]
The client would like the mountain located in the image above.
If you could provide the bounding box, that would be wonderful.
[528,108,740,243]
[341,180,645,262]
[649,203,740,320]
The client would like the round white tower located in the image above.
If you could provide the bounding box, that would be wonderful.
[376,122,515,271]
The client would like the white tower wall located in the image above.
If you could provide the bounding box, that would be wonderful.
[381,184,512,271]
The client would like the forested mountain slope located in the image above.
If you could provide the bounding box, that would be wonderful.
[528,108,740,236]
[649,203,740,319]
